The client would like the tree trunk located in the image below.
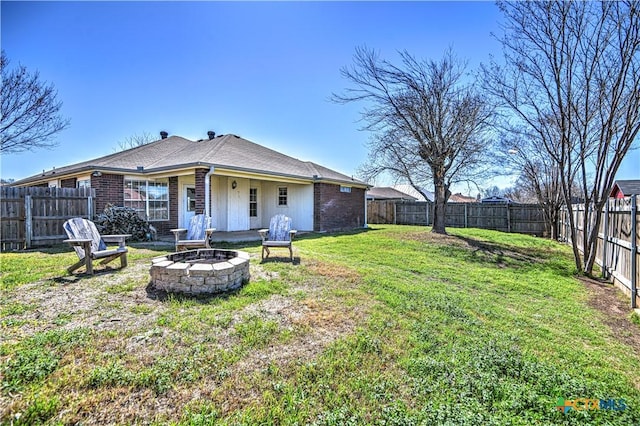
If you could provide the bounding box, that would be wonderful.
[432,173,450,234]
[583,200,605,275]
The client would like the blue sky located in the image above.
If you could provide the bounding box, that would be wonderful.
[1,1,638,192]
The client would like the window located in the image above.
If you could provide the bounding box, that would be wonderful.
[124,179,169,221]
[278,187,288,206]
[77,179,91,189]
[186,187,196,212]
[340,186,352,193]
[249,188,258,217]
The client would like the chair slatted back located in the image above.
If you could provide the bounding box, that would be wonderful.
[186,214,210,240]
[268,214,292,241]
[63,218,106,259]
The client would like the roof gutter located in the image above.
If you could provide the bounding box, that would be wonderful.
[205,166,215,218]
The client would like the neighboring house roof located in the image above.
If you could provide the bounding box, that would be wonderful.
[449,193,477,203]
[13,134,368,187]
[367,187,418,201]
[391,184,434,202]
[481,195,514,204]
[610,179,640,198]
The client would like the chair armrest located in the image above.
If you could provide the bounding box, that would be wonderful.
[102,234,131,241]
[102,234,130,249]
[64,239,93,258]
[170,228,187,241]
[64,238,92,245]
[258,229,269,241]
[290,230,297,240]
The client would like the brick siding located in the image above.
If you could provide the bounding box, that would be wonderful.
[194,168,208,215]
[90,173,178,235]
[313,183,366,232]
[91,173,124,213]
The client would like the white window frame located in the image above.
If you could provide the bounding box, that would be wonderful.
[340,186,352,193]
[278,186,288,206]
[249,187,258,217]
[123,179,169,221]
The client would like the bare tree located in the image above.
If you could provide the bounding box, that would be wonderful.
[115,131,156,151]
[484,1,640,274]
[0,51,70,154]
[495,126,564,239]
[334,47,495,234]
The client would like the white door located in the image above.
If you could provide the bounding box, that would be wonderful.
[249,187,261,229]
[182,185,196,228]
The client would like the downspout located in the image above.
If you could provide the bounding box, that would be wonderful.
[204,166,215,218]
[364,188,369,228]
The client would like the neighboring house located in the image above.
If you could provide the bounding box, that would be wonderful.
[391,184,434,202]
[380,185,475,203]
[449,192,478,203]
[609,179,640,198]
[366,187,418,202]
[481,195,514,204]
[12,132,369,235]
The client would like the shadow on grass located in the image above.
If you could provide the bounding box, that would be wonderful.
[50,265,124,284]
[434,234,576,277]
[145,281,243,303]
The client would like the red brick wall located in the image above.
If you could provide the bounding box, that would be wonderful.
[90,173,178,235]
[91,173,123,213]
[60,177,77,188]
[313,183,366,232]
[194,168,208,215]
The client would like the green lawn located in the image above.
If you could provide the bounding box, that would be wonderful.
[1,226,638,425]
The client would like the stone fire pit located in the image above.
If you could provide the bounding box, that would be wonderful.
[150,249,250,295]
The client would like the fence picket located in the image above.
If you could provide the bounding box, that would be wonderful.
[1,187,96,251]
[560,195,640,308]
[366,201,548,236]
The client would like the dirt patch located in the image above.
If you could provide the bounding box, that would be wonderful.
[1,252,371,424]
[0,261,163,345]
[579,275,640,352]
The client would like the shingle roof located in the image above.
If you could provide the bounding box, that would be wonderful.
[367,187,418,200]
[391,184,434,202]
[14,134,368,187]
[612,180,640,196]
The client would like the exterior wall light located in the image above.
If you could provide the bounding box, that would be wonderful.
[232,180,237,189]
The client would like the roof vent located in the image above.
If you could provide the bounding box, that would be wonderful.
[207,131,215,140]
[160,131,168,139]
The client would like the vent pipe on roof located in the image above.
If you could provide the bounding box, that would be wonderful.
[207,131,215,140]
[160,131,168,139]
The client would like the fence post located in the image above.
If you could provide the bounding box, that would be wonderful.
[426,202,430,226]
[24,195,32,249]
[631,195,637,309]
[507,204,511,233]
[602,199,610,279]
[88,193,94,220]
[464,203,468,228]
[393,202,397,225]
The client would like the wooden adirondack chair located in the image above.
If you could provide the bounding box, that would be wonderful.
[258,214,297,261]
[170,214,215,251]
[63,217,130,275]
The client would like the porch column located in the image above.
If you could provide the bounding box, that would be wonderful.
[194,168,209,215]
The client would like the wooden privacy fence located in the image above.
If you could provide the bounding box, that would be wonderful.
[367,200,549,236]
[559,196,639,308]
[1,187,95,251]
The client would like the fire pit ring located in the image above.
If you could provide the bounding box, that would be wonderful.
[150,249,250,295]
